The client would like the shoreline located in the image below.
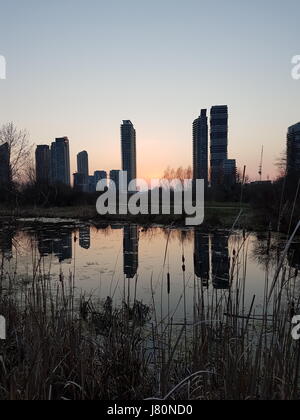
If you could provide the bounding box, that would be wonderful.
[0,204,258,231]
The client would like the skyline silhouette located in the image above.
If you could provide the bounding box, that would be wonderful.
[1,1,299,180]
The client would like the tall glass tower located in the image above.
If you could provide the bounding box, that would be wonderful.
[51,137,71,186]
[210,105,228,186]
[121,120,137,190]
[193,109,208,187]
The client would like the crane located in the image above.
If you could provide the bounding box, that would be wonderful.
[258,146,264,182]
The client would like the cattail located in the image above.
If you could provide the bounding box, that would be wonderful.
[167,273,171,295]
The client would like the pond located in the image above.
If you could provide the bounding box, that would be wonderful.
[1,220,299,322]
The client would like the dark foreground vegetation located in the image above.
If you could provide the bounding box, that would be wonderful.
[0,230,300,400]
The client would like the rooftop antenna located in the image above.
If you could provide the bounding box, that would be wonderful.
[258,146,264,181]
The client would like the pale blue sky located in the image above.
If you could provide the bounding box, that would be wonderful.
[0,0,299,179]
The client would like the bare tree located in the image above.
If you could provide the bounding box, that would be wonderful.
[275,149,287,179]
[0,122,33,183]
[24,157,36,186]
[162,166,193,183]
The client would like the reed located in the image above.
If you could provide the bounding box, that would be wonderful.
[0,226,299,400]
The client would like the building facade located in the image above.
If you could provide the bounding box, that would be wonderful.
[77,151,89,177]
[223,159,237,187]
[51,137,71,186]
[0,142,10,187]
[110,170,121,191]
[94,171,107,188]
[287,122,300,176]
[73,172,88,192]
[193,109,208,187]
[210,105,228,186]
[35,145,51,184]
[121,120,137,189]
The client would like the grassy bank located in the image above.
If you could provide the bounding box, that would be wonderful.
[0,203,253,230]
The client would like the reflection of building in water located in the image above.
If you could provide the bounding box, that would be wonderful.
[194,230,210,287]
[123,225,139,279]
[212,233,230,289]
[36,228,55,256]
[0,228,13,259]
[288,242,300,270]
[79,226,91,249]
[36,228,72,263]
[53,231,72,262]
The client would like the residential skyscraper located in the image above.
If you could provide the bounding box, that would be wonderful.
[51,137,71,186]
[223,159,237,187]
[110,170,121,191]
[287,122,300,176]
[193,109,208,187]
[35,145,51,184]
[77,151,89,177]
[73,172,88,192]
[210,105,228,186]
[94,171,107,189]
[121,120,137,189]
[0,142,10,187]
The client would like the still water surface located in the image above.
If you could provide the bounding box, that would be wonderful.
[1,221,299,322]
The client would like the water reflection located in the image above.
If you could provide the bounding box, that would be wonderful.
[0,227,14,259]
[36,227,72,262]
[1,222,299,316]
[194,230,210,288]
[79,226,91,250]
[212,233,230,290]
[193,230,230,289]
[123,225,139,279]
[288,242,300,270]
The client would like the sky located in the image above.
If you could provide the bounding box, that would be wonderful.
[0,0,299,181]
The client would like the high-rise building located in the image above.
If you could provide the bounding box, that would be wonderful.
[94,171,107,188]
[193,110,208,187]
[88,175,96,192]
[121,120,137,189]
[35,145,51,184]
[210,105,228,186]
[0,142,10,187]
[223,159,237,187]
[73,172,88,192]
[110,170,121,191]
[51,137,71,186]
[77,151,89,177]
[287,122,300,176]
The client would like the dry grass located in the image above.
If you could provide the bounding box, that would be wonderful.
[0,227,300,400]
